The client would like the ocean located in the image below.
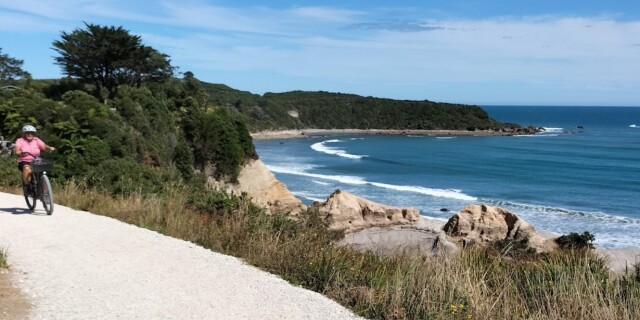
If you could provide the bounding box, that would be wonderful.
[254,106,640,248]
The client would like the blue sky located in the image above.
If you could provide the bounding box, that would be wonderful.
[1,0,639,106]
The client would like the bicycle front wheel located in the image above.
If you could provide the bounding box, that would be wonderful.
[24,183,36,211]
[39,175,54,215]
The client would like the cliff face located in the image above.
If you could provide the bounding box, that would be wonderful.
[210,159,306,214]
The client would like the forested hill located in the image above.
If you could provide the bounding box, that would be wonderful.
[202,83,524,132]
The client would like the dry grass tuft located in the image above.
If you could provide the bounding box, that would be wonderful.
[0,248,8,269]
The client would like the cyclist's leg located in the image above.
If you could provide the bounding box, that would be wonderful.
[24,165,32,185]
[18,162,34,195]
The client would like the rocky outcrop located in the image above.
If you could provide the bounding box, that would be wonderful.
[210,159,306,214]
[313,189,420,232]
[341,218,459,257]
[442,204,557,253]
[496,125,542,135]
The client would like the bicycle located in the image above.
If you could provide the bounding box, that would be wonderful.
[21,152,54,215]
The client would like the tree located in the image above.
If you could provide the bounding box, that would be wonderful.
[0,48,28,81]
[52,23,174,100]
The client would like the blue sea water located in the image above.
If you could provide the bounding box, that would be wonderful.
[254,106,640,248]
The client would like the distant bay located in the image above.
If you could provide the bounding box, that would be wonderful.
[254,106,640,248]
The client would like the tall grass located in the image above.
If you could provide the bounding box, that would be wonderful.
[7,181,640,319]
[0,247,8,269]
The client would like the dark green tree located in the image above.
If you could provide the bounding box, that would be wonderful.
[52,23,174,100]
[0,48,29,81]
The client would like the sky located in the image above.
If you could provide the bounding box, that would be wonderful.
[1,0,639,106]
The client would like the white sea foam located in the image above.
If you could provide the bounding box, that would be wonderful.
[312,180,331,186]
[486,200,640,224]
[310,139,367,159]
[420,215,449,223]
[541,127,564,133]
[630,124,637,128]
[436,136,456,140]
[267,163,319,172]
[515,134,559,137]
[350,137,364,140]
[267,165,477,201]
[291,191,325,203]
[370,182,477,201]
[267,165,368,185]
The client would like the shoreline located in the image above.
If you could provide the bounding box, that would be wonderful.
[251,128,640,273]
[251,128,529,140]
[346,216,640,274]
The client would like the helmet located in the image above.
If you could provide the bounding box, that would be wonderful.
[22,125,37,133]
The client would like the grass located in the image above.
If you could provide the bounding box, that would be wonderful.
[4,180,640,319]
[0,247,8,269]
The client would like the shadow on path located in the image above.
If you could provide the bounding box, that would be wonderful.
[0,207,36,215]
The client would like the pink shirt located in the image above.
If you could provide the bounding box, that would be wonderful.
[15,137,45,162]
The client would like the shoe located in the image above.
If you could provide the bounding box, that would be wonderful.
[23,185,33,196]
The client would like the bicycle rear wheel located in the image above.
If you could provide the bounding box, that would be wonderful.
[39,175,54,215]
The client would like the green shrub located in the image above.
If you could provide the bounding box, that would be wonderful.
[87,157,164,196]
[173,140,194,181]
[490,238,538,259]
[555,231,595,250]
[187,188,246,214]
[0,156,22,187]
[187,107,254,181]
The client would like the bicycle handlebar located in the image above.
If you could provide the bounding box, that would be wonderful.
[20,150,52,157]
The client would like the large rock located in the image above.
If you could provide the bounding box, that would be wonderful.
[313,189,420,232]
[210,159,306,214]
[442,204,557,252]
[341,217,459,257]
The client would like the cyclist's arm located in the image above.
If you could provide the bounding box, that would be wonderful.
[14,143,22,157]
[37,139,55,151]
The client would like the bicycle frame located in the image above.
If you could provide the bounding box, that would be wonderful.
[20,151,54,215]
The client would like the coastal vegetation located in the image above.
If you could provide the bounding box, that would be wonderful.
[1,24,638,319]
[201,83,530,132]
[1,181,635,320]
[0,247,8,269]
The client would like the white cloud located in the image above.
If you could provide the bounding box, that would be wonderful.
[0,0,102,20]
[1,0,639,104]
[288,6,362,22]
[0,11,65,31]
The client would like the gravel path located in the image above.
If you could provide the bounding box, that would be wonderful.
[0,192,362,320]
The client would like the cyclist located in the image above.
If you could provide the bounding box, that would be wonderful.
[14,125,55,194]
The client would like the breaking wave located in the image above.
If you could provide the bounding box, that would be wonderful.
[310,139,367,159]
[267,165,476,201]
[541,127,564,133]
[485,199,640,224]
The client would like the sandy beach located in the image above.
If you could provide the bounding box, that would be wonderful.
[251,129,524,140]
